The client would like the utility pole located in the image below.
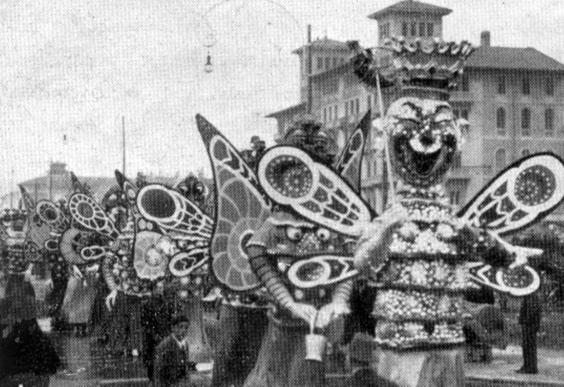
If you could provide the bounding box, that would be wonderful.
[122,116,126,176]
[305,24,312,114]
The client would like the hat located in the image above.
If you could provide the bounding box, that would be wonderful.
[171,314,190,326]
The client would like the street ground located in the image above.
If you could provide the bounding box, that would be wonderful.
[43,315,564,387]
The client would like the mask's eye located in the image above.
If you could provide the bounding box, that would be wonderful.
[316,228,331,241]
[286,227,303,241]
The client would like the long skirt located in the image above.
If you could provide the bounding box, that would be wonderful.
[243,314,325,387]
[373,347,465,387]
[211,304,268,387]
[61,276,97,324]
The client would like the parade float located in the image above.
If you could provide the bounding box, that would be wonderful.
[64,170,213,362]
[195,112,372,386]
[349,37,564,386]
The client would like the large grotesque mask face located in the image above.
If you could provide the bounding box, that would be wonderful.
[385,97,460,187]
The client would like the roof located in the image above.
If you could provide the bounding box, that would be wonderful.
[266,102,306,118]
[292,38,350,55]
[466,46,564,72]
[368,0,452,19]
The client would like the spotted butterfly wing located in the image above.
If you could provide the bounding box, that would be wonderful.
[458,153,564,296]
[36,200,70,234]
[333,111,371,194]
[458,153,564,234]
[258,146,372,237]
[196,114,270,292]
[136,184,213,240]
[68,193,120,240]
[466,262,540,297]
[19,186,51,261]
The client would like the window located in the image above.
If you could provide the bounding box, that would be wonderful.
[496,108,506,135]
[449,191,461,205]
[355,98,360,115]
[317,57,323,70]
[332,57,338,67]
[452,152,462,168]
[521,108,531,136]
[452,109,459,119]
[419,22,425,37]
[545,108,554,135]
[402,22,408,37]
[495,149,507,171]
[325,57,331,70]
[461,109,469,120]
[497,76,505,94]
[427,23,434,37]
[323,108,327,122]
[367,95,372,111]
[334,105,338,120]
[521,149,531,157]
[379,23,390,39]
[461,73,470,92]
[522,77,530,95]
[411,22,417,36]
[546,78,555,96]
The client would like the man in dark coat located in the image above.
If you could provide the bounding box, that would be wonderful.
[154,314,195,386]
[141,289,174,383]
[517,292,542,374]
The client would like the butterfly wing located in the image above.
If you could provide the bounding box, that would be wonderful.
[19,186,51,261]
[136,184,213,240]
[458,153,564,296]
[258,146,372,237]
[36,200,70,234]
[196,114,271,292]
[68,193,120,240]
[333,111,371,193]
[458,153,564,234]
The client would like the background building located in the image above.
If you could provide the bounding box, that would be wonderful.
[0,161,184,209]
[267,0,564,217]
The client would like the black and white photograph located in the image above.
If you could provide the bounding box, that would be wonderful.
[0,1,563,386]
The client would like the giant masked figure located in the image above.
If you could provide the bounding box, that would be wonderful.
[350,37,564,386]
[196,114,373,387]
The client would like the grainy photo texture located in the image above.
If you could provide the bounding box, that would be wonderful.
[0,1,563,386]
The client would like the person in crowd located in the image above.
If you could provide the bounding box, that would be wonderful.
[142,284,175,383]
[517,292,542,374]
[153,314,195,387]
[0,318,60,387]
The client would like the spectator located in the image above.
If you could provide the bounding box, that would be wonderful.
[517,292,542,374]
[141,287,174,383]
[154,314,195,387]
[0,318,60,386]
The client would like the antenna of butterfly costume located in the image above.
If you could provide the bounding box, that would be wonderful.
[349,37,564,386]
[196,113,372,386]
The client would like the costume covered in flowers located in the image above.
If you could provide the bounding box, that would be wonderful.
[68,171,213,360]
[350,37,564,386]
[196,115,371,387]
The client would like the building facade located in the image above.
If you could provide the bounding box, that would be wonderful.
[266,0,564,216]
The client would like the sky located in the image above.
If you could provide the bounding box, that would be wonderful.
[0,0,563,196]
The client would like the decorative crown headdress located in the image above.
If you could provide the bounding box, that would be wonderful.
[350,37,474,99]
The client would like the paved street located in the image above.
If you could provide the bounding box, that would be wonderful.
[43,324,564,387]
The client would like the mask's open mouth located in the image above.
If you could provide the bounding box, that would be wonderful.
[395,136,449,178]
